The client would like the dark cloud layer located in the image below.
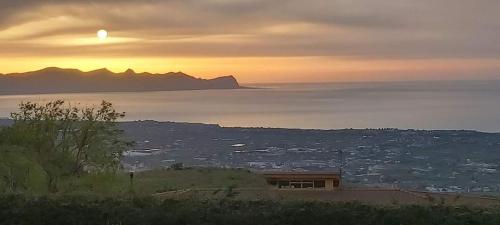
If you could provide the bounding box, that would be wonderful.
[1,0,500,59]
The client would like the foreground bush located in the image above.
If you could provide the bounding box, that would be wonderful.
[1,195,500,225]
[0,100,130,193]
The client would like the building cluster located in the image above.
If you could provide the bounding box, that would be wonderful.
[121,121,500,193]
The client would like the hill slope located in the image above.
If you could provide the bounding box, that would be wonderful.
[0,67,242,94]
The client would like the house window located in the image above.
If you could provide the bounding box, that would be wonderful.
[332,179,340,187]
[271,178,337,189]
[302,180,314,188]
[278,180,290,188]
[314,180,326,188]
[290,180,302,188]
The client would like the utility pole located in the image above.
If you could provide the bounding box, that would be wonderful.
[339,149,343,189]
[129,170,135,194]
[339,149,343,175]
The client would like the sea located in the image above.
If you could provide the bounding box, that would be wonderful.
[1,80,500,132]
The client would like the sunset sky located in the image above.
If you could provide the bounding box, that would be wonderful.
[1,0,500,83]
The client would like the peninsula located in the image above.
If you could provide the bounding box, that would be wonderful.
[0,67,242,95]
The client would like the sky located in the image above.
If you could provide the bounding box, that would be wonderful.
[0,0,500,83]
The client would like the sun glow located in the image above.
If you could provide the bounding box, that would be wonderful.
[97,29,108,40]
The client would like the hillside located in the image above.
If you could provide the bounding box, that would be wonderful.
[3,119,500,193]
[51,168,500,206]
[0,67,242,95]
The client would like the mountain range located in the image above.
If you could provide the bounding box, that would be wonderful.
[0,67,242,95]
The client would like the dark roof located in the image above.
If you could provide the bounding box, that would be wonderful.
[260,171,341,179]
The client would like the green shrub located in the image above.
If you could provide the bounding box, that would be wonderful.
[1,195,500,225]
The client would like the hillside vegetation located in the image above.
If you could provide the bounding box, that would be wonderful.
[57,168,268,197]
[2,196,500,225]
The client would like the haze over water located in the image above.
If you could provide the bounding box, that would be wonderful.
[1,80,500,132]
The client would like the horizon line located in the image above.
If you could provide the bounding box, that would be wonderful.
[3,66,500,85]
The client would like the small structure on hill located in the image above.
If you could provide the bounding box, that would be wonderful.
[262,171,341,190]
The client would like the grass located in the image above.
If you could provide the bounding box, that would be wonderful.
[6,167,500,206]
[134,167,268,192]
[57,167,269,197]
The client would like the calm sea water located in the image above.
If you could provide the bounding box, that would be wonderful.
[1,80,500,132]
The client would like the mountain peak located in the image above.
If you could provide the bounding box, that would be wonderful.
[22,67,82,78]
[164,71,188,76]
[36,67,78,73]
[124,68,135,74]
[39,66,62,71]
[89,68,112,74]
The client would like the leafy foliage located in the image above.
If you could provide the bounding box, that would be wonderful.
[1,196,500,225]
[0,100,130,192]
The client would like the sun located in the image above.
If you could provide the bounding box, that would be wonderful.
[97,29,108,40]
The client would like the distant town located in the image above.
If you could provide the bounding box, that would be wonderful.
[119,120,500,194]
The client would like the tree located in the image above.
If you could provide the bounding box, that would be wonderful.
[3,100,130,192]
[0,145,30,192]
